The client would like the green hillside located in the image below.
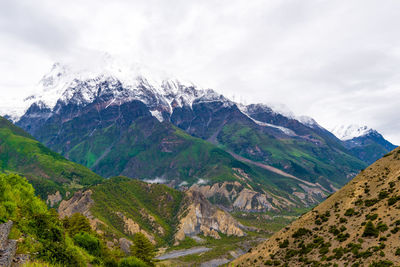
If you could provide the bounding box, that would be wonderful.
[0,117,102,198]
[47,116,329,209]
[89,177,184,246]
[218,122,366,187]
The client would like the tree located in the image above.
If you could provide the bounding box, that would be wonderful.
[363,221,379,237]
[130,233,156,266]
[62,212,92,236]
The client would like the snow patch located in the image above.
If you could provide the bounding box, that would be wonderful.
[239,105,296,136]
[252,118,296,136]
[150,110,164,122]
[297,115,320,128]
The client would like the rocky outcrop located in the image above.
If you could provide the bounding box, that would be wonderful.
[58,190,93,218]
[190,182,295,212]
[115,212,155,244]
[119,238,133,255]
[0,221,17,267]
[46,191,62,207]
[175,190,245,244]
[58,190,105,232]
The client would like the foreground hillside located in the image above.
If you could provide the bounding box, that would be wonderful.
[0,116,102,199]
[233,147,400,266]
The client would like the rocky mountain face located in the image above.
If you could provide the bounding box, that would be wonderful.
[332,125,397,165]
[174,189,245,244]
[58,177,245,247]
[190,180,327,212]
[233,147,400,266]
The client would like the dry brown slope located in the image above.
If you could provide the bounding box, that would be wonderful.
[233,147,400,267]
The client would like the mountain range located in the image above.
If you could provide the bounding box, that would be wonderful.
[1,59,396,212]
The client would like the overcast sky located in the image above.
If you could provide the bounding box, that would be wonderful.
[0,0,399,144]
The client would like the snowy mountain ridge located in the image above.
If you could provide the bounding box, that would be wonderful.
[11,58,238,123]
[3,56,328,135]
[330,124,376,141]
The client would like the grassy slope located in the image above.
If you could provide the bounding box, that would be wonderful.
[234,148,400,266]
[89,177,184,246]
[0,117,102,198]
[61,117,316,208]
[218,122,366,187]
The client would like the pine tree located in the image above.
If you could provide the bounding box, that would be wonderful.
[130,232,156,266]
[363,220,379,237]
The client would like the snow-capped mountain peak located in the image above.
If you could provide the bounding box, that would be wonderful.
[5,55,240,123]
[331,124,374,141]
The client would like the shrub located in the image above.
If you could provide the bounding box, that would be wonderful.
[388,196,400,206]
[63,213,92,236]
[379,191,389,199]
[344,208,355,216]
[279,239,289,248]
[329,225,340,236]
[292,228,311,238]
[333,247,344,259]
[366,214,378,220]
[73,232,101,256]
[377,222,388,232]
[369,260,394,267]
[336,233,350,242]
[119,256,148,267]
[363,221,379,237]
[365,199,379,207]
[131,233,156,266]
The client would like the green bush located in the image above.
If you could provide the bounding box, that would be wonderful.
[388,196,400,206]
[73,232,101,256]
[131,233,156,266]
[63,213,92,236]
[279,239,289,248]
[292,228,311,238]
[366,214,378,220]
[376,222,388,232]
[0,173,93,266]
[365,198,379,207]
[119,256,148,267]
[378,191,389,199]
[344,208,355,216]
[369,260,394,267]
[363,221,379,238]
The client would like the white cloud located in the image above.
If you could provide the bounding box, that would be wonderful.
[196,179,208,185]
[0,0,399,144]
[143,177,167,184]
